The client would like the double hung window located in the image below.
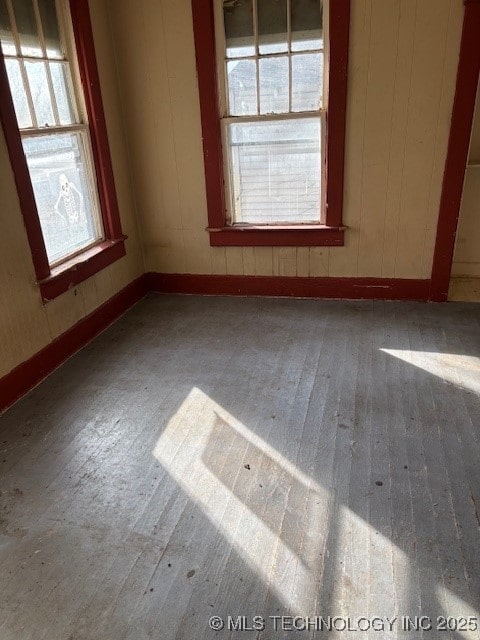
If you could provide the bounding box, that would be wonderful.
[0,0,125,299]
[220,0,325,225]
[192,0,350,247]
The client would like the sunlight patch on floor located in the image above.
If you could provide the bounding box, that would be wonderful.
[153,387,318,609]
[152,388,407,615]
[380,349,480,395]
[153,388,479,632]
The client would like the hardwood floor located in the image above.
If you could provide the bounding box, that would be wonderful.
[1,294,479,639]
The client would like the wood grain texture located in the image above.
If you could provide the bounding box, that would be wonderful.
[1,294,480,639]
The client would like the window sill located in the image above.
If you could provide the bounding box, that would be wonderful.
[38,237,127,301]
[207,225,345,247]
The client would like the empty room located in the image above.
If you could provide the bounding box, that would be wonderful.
[1,0,480,638]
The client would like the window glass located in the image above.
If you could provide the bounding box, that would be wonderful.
[23,132,102,264]
[4,58,32,127]
[223,0,324,118]
[38,0,63,58]
[291,52,323,111]
[223,0,255,58]
[0,0,104,265]
[25,59,55,125]
[50,61,75,124]
[221,0,324,223]
[0,0,15,54]
[291,0,323,52]
[259,56,288,114]
[227,118,321,224]
[227,58,257,115]
[258,0,287,55]
[12,0,42,57]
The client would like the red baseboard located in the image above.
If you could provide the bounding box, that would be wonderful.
[0,271,433,414]
[0,274,148,414]
[146,272,431,301]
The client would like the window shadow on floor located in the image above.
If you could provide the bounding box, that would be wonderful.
[1,295,480,639]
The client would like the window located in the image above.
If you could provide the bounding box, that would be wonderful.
[192,0,350,247]
[0,0,125,300]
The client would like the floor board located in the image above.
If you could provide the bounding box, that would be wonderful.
[1,294,480,639]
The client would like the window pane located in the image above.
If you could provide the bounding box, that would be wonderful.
[228,118,321,224]
[259,56,288,114]
[291,0,323,52]
[227,59,257,116]
[5,59,32,127]
[23,132,103,264]
[0,0,15,55]
[12,0,42,57]
[258,0,287,55]
[223,0,255,59]
[38,0,62,58]
[25,60,55,126]
[292,53,323,111]
[50,62,75,124]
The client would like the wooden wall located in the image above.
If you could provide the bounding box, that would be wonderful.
[110,0,463,280]
[469,86,480,163]
[0,0,144,380]
[0,0,474,382]
[450,82,480,301]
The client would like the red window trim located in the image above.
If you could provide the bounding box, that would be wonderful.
[208,225,344,247]
[191,0,350,247]
[429,0,480,301]
[0,0,126,301]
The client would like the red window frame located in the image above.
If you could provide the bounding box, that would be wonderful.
[0,0,126,301]
[192,0,350,247]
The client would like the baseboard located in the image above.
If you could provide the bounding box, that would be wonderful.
[0,271,433,414]
[0,274,148,414]
[146,272,431,301]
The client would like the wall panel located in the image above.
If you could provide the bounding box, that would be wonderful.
[109,0,463,281]
[0,0,144,379]
[451,81,480,299]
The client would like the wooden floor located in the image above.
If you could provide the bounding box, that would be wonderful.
[1,295,480,639]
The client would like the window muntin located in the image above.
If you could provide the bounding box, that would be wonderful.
[0,0,103,266]
[219,0,324,226]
